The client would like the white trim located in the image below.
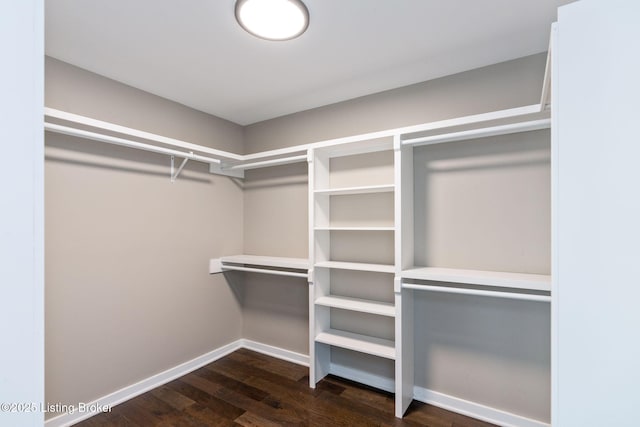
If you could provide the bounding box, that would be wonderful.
[240,339,309,366]
[413,387,550,427]
[44,340,243,427]
[550,21,560,427]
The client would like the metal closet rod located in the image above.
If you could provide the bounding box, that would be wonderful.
[45,122,222,165]
[402,283,551,302]
[222,265,308,278]
[223,154,309,171]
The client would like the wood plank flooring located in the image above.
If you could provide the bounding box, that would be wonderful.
[75,348,496,426]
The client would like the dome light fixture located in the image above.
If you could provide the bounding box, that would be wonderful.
[235,0,309,41]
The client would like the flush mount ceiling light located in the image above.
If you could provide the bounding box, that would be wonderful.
[235,0,309,41]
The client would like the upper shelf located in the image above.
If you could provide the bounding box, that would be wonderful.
[401,266,551,292]
[46,103,549,180]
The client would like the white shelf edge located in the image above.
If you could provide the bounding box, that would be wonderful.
[220,255,309,271]
[314,184,395,196]
[315,261,396,274]
[315,329,396,360]
[315,295,395,317]
[314,226,395,231]
[401,266,551,292]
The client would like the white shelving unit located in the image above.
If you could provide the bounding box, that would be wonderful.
[305,104,552,418]
[309,140,401,409]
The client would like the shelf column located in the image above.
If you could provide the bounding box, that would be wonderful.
[394,135,414,417]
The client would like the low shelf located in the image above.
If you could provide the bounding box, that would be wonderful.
[315,329,396,360]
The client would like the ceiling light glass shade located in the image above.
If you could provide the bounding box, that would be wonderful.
[235,0,309,41]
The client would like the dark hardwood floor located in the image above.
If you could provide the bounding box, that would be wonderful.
[75,348,496,426]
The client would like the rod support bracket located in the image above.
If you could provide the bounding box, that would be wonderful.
[170,154,191,183]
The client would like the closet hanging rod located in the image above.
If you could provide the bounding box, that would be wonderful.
[402,118,551,147]
[45,122,221,165]
[224,154,308,171]
[401,283,551,302]
[222,265,308,278]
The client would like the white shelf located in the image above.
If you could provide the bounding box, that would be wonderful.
[314,226,395,231]
[401,266,551,292]
[315,329,396,360]
[315,261,396,274]
[315,295,395,317]
[221,255,309,270]
[314,184,395,196]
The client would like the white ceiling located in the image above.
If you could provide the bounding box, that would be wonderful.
[45,0,572,126]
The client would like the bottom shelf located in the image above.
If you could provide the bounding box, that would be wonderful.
[315,329,396,360]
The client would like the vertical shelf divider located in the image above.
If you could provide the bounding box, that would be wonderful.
[394,135,415,417]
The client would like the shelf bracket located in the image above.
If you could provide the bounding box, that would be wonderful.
[209,162,245,178]
[170,155,190,183]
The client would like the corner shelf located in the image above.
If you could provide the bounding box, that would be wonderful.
[315,329,396,360]
[315,295,395,317]
[315,261,396,274]
[401,266,551,292]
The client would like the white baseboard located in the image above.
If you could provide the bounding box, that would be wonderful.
[44,340,243,427]
[45,340,549,427]
[324,363,549,427]
[412,386,549,427]
[240,339,309,366]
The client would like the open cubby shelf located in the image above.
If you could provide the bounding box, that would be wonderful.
[314,184,395,196]
[314,261,396,274]
[315,329,396,360]
[315,295,395,317]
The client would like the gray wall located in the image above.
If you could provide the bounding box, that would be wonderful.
[242,162,309,354]
[243,53,550,422]
[45,58,244,417]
